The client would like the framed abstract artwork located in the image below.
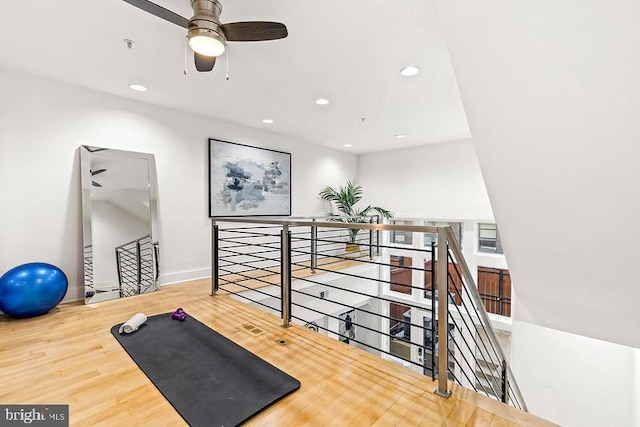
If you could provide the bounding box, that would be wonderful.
[208,138,292,217]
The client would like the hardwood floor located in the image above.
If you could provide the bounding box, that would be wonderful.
[217,256,362,294]
[0,279,555,426]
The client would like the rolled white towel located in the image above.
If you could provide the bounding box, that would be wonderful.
[118,313,147,334]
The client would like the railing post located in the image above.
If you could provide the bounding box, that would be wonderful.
[116,249,123,298]
[434,227,452,398]
[501,360,508,404]
[430,241,436,380]
[136,240,142,294]
[281,225,292,328]
[375,215,381,256]
[369,216,375,259]
[211,220,219,295]
[153,242,160,281]
[311,219,318,273]
[498,269,504,316]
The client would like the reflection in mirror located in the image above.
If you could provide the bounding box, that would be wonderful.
[80,146,160,304]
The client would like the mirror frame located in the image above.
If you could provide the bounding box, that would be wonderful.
[80,145,160,304]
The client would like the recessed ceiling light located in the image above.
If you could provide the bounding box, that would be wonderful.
[400,66,420,77]
[128,83,148,92]
[262,119,274,124]
[395,134,407,139]
[344,144,352,148]
[315,98,330,105]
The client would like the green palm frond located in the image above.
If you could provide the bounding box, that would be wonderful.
[319,180,362,216]
[319,180,393,243]
[360,205,393,220]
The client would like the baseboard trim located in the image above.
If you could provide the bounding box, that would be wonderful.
[58,268,212,305]
[160,268,211,286]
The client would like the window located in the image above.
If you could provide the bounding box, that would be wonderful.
[390,220,413,245]
[423,221,463,248]
[477,267,511,317]
[390,256,413,294]
[478,223,503,254]
[423,259,463,305]
[389,303,411,341]
[389,303,412,360]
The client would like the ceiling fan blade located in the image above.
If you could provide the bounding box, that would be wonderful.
[194,53,216,72]
[122,0,189,28]
[91,168,107,176]
[221,22,288,42]
[92,181,102,188]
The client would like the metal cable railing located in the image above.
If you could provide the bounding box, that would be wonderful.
[83,245,94,298]
[210,217,527,412]
[115,235,156,297]
[444,226,526,410]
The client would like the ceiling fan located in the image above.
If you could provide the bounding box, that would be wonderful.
[122,0,288,72]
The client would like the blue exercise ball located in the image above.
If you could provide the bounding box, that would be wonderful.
[0,262,68,318]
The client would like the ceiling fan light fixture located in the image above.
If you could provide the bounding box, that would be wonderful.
[123,0,288,72]
[188,0,226,56]
[188,32,226,56]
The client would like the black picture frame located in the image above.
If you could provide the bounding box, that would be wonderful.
[208,138,292,217]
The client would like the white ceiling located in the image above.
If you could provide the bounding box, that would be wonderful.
[0,0,470,154]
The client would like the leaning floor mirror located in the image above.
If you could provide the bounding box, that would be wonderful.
[80,146,160,304]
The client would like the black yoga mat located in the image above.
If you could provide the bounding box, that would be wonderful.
[111,313,300,427]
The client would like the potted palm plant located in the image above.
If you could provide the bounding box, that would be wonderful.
[319,180,393,252]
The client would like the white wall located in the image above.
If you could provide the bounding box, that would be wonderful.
[358,140,506,305]
[431,2,640,423]
[635,350,640,427]
[511,320,637,427]
[0,68,357,302]
[433,0,640,349]
[358,139,493,220]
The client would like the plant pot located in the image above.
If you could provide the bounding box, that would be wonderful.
[345,243,361,256]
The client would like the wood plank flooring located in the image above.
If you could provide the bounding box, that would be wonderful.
[0,279,555,426]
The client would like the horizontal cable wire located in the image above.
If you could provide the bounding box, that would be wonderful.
[293,234,434,256]
[219,238,281,251]
[290,259,427,293]
[213,223,523,409]
[447,252,504,370]
[218,278,280,301]
[292,247,434,275]
[446,272,503,398]
[222,287,282,312]
[290,275,437,324]
[445,251,506,401]
[218,267,281,290]
[447,332,483,395]
[447,315,501,398]
[290,287,426,339]
[289,312,429,371]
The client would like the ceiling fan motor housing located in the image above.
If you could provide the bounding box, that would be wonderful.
[189,0,226,49]
[121,0,288,68]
